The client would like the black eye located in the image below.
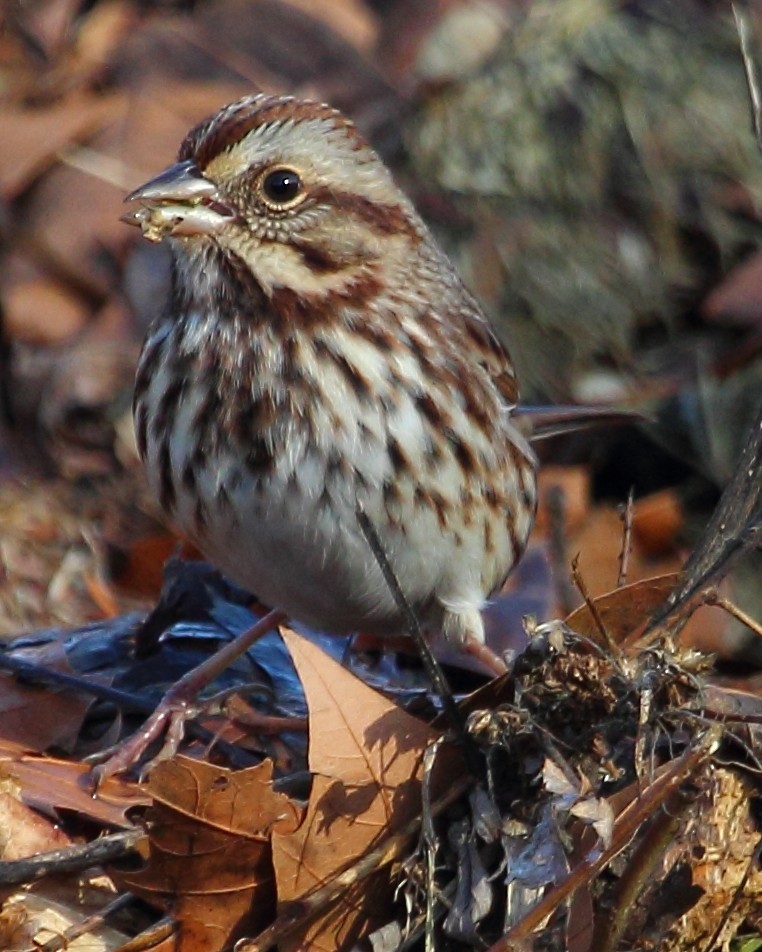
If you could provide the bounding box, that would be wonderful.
[261,167,302,205]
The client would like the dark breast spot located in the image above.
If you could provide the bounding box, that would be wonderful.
[150,371,188,445]
[314,339,372,402]
[244,436,275,474]
[158,440,176,513]
[446,429,479,476]
[133,332,166,410]
[134,402,148,461]
[483,518,494,555]
[414,487,450,530]
[416,392,450,431]
[182,460,197,491]
[194,497,208,534]
[387,437,410,475]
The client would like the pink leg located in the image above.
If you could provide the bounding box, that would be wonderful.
[89,608,287,784]
[464,637,509,676]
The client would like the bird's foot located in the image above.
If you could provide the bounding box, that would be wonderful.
[87,607,287,787]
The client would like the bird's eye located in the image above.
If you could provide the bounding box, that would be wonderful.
[261,167,303,207]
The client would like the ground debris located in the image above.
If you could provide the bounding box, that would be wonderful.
[387,623,762,951]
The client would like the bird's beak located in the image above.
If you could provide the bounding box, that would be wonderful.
[122,159,236,241]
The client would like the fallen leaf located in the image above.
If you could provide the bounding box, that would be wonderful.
[565,574,681,645]
[121,757,301,952]
[0,791,72,861]
[273,629,442,951]
[0,641,99,752]
[0,739,147,827]
[0,95,120,200]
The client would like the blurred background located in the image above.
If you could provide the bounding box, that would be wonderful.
[2,0,762,664]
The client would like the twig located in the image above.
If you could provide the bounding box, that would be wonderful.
[592,788,694,952]
[546,483,577,615]
[733,2,762,155]
[644,402,762,636]
[617,488,635,588]
[0,649,155,713]
[356,506,484,779]
[0,830,144,886]
[570,555,620,657]
[35,893,137,952]
[705,589,762,640]
[421,739,445,952]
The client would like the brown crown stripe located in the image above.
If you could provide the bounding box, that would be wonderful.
[491,369,519,406]
[183,97,359,169]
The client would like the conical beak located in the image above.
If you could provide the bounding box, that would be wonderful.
[125,159,218,203]
[123,160,235,241]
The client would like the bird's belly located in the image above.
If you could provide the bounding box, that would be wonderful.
[148,430,527,638]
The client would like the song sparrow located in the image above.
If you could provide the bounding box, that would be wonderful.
[126,93,537,668]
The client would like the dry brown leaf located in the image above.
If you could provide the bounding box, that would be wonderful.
[0,791,72,861]
[566,573,680,644]
[564,571,731,656]
[279,0,378,50]
[0,95,121,200]
[11,0,83,59]
[0,739,147,827]
[3,277,88,345]
[703,249,762,325]
[568,505,683,599]
[631,489,684,558]
[112,533,194,601]
[121,757,301,952]
[273,629,441,951]
[0,641,98,752]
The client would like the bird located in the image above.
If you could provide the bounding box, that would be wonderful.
[104,92,538,777]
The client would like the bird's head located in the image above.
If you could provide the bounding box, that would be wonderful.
[124,94,423,297]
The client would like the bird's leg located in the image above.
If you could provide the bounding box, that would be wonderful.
[463,638,509,676]
[88,607,287,785]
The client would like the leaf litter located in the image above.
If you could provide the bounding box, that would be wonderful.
[4,0,762,950]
